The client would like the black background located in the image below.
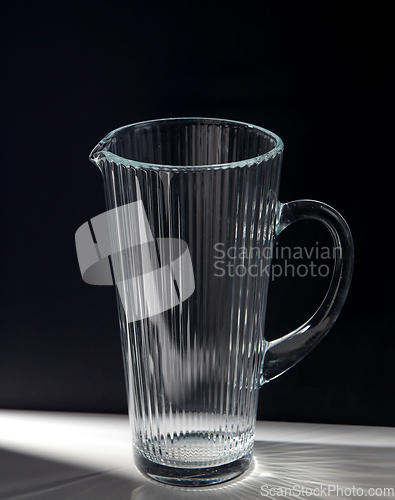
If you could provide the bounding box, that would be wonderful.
[1,1,393,426]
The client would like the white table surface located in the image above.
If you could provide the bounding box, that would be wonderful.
[0,410,394,499]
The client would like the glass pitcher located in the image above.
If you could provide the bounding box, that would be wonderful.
[75,118,354,486]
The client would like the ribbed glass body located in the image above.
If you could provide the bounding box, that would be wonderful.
[82,118,354,485]
[90,118,284,481]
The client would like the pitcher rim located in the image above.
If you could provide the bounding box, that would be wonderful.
[89,117,284,171]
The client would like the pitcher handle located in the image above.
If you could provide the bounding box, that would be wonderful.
[260,199,354,385]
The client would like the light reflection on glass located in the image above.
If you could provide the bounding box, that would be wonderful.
[132,440,395,500]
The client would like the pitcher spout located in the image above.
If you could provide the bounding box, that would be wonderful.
[89,133,116,169]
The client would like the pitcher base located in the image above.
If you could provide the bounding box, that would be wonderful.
[134,452,252,487]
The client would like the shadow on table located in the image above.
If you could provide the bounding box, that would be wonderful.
[0,446,137,500]
[1,440,394,499]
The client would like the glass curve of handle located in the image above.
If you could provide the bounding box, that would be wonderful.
[260,199,354,385]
